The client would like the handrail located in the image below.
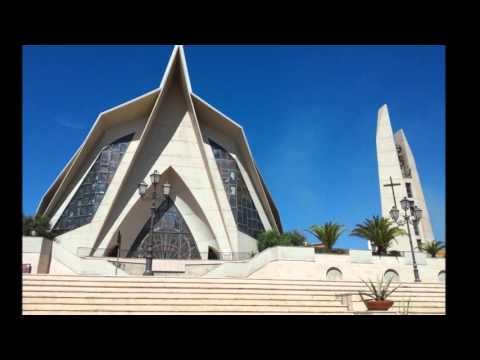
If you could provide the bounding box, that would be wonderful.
[76,247,255,261]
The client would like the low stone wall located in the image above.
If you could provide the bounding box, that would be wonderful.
[203,246,445,282]
[22,237,45,274]
[23,239,445,282]
[204,246,316,278]
[249,248,445,283]
[22,237,129,276]
[106,258,224,276]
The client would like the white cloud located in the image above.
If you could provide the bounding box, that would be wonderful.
[54,116,86,130]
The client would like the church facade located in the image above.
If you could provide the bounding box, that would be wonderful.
[376,104,435,252]
[36,45,282,261]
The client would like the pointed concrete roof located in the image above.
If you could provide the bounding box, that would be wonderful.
[159,45,192,93]
[377,104,391,127]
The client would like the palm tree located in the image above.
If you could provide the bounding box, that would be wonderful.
[420,240,445,258]
[350,216,406,255]
[307,222,345,252]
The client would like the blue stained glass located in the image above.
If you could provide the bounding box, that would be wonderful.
[209,140,265,238]
[53,133,134,234]
[128,197,200,260]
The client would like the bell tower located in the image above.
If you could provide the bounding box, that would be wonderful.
[376,104,435,252]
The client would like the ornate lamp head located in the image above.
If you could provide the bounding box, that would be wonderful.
[413,206,423,221]
[138,181,147,197]
[150,170,161,185]
[400,197,410,211]
[163,182,171,197]
[390,206,400,222]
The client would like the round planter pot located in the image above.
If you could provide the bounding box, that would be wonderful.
[365,300,394,311]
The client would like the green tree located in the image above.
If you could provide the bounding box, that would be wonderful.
[22,214,56,239]
[350,216,406,255]
[283,230,307,247]
[420,240,445,258]
[256,230,306,252]
[307,222,345,252]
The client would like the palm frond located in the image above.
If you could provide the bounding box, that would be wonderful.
[351,216,405,254]
[308,222,345,250]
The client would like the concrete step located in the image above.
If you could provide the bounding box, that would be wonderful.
[389,308,445,314]
[22,275,445,315]
[23,297,444,309]
[390,302,445,308]
[22,303,350,313]
[22,311,353,315]
[22,291,445,304]
[22,291,339,301]
[22,280,445,294]
[22,275,446,289]
[23,297,344,306]
[23,286,445,298]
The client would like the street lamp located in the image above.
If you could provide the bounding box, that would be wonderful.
[137,170,162,276]
[389,196,422,282]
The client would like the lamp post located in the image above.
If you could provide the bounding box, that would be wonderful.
[137,170,162,276]
[389,196,423,282]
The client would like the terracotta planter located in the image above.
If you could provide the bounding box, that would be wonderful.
[365,300,394,311]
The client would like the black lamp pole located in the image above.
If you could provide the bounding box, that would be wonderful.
[144,182,156,276]
[138,171,171,276]
[403,210,421,282]
[390,197,422,282]
[138,170,162,276]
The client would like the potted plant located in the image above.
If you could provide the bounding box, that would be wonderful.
[359,276,401,311]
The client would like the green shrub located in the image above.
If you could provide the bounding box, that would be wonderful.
[22,214,56,239]
[283,230,306,247]
[256,230,306,252]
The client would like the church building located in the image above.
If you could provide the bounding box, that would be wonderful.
[36,45,283,261]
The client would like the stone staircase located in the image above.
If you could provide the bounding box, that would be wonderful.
[22,275,445,315]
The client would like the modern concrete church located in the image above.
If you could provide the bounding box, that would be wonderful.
[36,45,282,261]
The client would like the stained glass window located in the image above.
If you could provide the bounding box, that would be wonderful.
[53,133,134,234]
[406,182,413,198]
[396,145,412,178]
[128,196,201,260]
[209,140,265,238]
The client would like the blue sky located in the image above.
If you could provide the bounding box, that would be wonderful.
[22,45,445,249]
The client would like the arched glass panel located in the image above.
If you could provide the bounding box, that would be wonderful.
[384,269,400,282]
[128,197,201,260]
[438,270,446,283]
[326,267,343,281]
[209,140,265,238]
[53,133,134,234]
[208,247,219,260]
